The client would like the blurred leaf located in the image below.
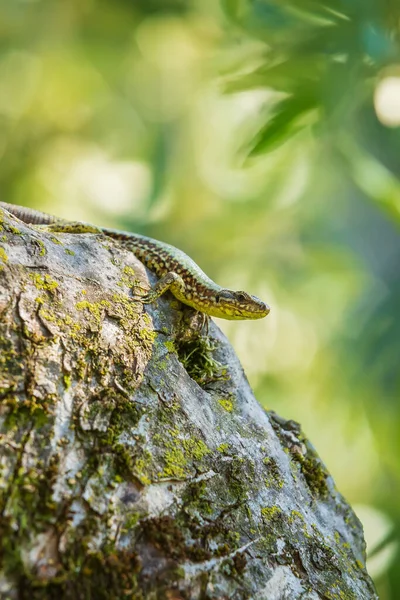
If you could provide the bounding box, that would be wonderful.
[225,56,322,93]
[222,0,351,37]
[222,0,400,163]
[247,92,317,155]
[340,139,400,222]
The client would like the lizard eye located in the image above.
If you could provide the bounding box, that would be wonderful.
[215,290,233,303]
[236,292,248,302]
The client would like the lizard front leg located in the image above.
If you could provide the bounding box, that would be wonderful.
[138,272,185,304]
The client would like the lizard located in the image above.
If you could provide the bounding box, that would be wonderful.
[0,202,270,321]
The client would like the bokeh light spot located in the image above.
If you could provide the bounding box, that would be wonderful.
[374,75,400,127]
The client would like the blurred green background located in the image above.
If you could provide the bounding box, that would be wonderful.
[1,0,399,595]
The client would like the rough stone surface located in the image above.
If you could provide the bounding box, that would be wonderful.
[0,209,378,599]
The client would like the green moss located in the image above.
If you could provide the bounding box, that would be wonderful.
[8,546,141,600]
[140,515,211,563]
[81,393,143,482]
[176,334,228,385]
[63,374,72,390]
[294,453,329,497]
[218,397,234,412]
[64,248,75,256]
[121,512,140,533]
[182,480,212,515]
[225,456,256,503]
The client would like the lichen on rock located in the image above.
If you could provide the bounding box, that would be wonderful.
[0,210,378,599]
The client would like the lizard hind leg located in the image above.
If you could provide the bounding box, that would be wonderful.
[135,271,186,305]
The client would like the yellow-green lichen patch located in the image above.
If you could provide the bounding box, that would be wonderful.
[0,247,8,263]
[164,340,176,353]
[117,265,141,290]
[155,428,210,480]
[123,266,136,277]
[6,224,21,235]
[63,374,72,390]
[50,236,63,245]
[161,446,187,479]
[76,299,111,323]
[46,222,102,235]
[38,307,57,323]
[261,505,282,522]
[288,509,311,538]
[105,292,155,351]
[217,443,229,453]
[35,239,47,256]
[263,456,284,489]
[218,397,234,412]
[110,293,143,332]
[289,509,304,523]
[59,314,81,335]
[139,326,157,345]
[133,453,153,486]
[264,476,284,489]
[64,248,75,256]
[63,288,154,391]
[182,438,209,461]
[30,273,58,292]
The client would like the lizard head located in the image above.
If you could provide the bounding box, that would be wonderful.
[210,289,270,320]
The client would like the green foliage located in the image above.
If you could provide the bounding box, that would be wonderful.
[223,0,400,170]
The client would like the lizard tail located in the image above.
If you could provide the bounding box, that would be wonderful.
[0,202,59,225]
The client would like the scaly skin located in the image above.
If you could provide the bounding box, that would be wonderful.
[0,202,270,320]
